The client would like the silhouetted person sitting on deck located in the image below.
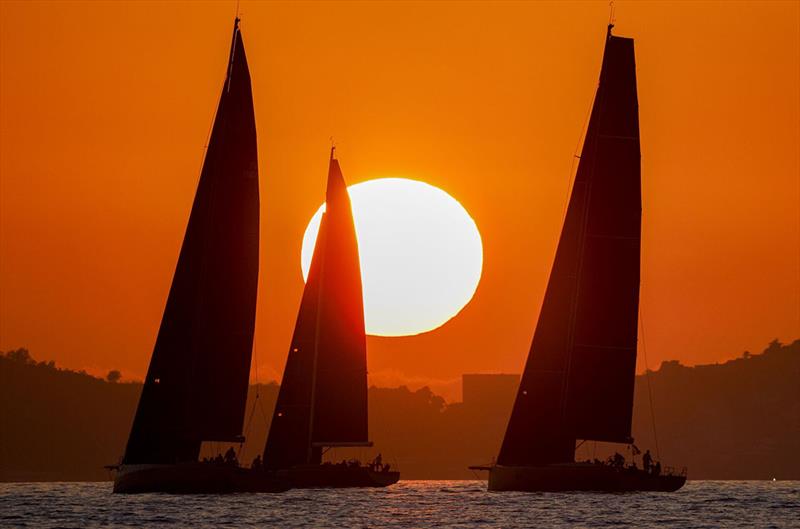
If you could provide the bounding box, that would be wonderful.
[611,452,625,468]
[224,447,238,467]
[214,454,224,465]
[251,454,262,470]
[642,450,652,474]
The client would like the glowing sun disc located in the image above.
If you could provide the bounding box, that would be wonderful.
[301,178,483,337]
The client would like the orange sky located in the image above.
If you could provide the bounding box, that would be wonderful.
[1,1,798,401]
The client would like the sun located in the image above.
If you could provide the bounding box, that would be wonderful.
[301,178,483,336]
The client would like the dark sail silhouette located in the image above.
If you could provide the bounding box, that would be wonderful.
[114,18,286,494]
[122,19,259,466]
[309,155,369,448]
[264,150,369,470]
[473,26,685,492]
[498,26,640,468]
[262,151,397,488]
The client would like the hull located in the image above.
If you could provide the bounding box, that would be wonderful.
[113,463,290,494]
[279,464,400,488]
[488,463,686,492]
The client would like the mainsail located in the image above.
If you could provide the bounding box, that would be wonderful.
[264,151,368,469]
[123,19,259,465]
[498,26,641,466]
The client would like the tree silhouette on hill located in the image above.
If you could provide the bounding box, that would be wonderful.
[1,340,797,481]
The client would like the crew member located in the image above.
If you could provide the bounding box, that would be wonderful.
[224,447,238,467]
[642,450,652,474]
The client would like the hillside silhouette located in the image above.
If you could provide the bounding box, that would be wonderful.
[1,340,797,481]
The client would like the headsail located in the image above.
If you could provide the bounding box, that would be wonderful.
[123,19,259,465]
[498,27,641,466]
[264,151,368,469]
[262,214,327,469]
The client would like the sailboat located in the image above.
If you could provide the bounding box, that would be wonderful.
[262,149,400,488]
[470,25,686,492]
[112,19,287,493]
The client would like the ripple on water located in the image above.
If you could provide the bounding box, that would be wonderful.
[0,481,799,528]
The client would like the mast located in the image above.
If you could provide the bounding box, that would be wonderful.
[497,26,641,466]
[122,19,259,465]
[264,152,369,470]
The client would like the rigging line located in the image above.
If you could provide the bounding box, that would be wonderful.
[185,15,235,198]
[252,328,261,387]
[239,334,262,458]
[182,14,244,407]
[306,214,329,464]
[639,303,661,460]
[188,43,225,192]
[557,44,610,438]
[188,13,240,214]
[193,21,232,162]
[256,387,270,426]
[226,20,239,93]
[559,87,596,225]
[181,25,236,425]
[538,75,597,434]
[239,392,259,459]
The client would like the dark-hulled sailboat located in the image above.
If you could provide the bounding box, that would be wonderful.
[112,19,287,494]
[471,26,686,492]
[262,149,399,488]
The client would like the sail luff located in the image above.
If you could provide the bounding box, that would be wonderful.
[306,212,327,464]
[497,28,640,466]
[122,21,259,464]
[263,215,328,470]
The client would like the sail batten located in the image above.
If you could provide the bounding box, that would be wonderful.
[498,29,641,466]
[122,21,259,465]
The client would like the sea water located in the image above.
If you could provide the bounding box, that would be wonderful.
[1,480,797,528]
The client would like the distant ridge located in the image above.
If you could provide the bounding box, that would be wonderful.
[1,340,798,481]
